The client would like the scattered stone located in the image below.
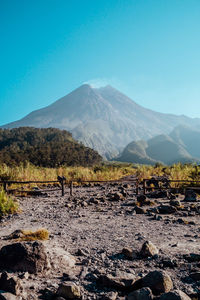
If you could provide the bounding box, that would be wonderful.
[133,270,173,295]
[122,247,137,260]
[111,192,124,201]
[159,289,191,299]
[153,215,163,221]
[184,253,200,262]
[0,292,20,300]
[4,230,24,240]
[76,248,89,256]
[134,206,147,214]
[184,190,197,202]
[101,291,118,300]
[126,287,153,300]
[167,192,176,200]
[137,195,147,205]
[0,242,49,274]
[0,272,24,296]
[98,273,136,291]
[170,199,181,207]
[56,282,81,299]
[189,272,200,281]
[140,241,159,258]
[157,205,177,214]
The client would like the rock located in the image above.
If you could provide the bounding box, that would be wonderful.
[76,248,89,256]
[149,191,168,199]
[0,272,24,296]
[161,258,178,269]
[4,230,24,240]
[157,205,177,214]
[170,199,181,207]
[101,291,118,300]
[189,272,200,281]
[159,289,191,299]
[118,187,127,197]
[56,282,81,299]
[0,292,21,300]
[134,206,147,214]
[98,273,136,291]
[46,246,76,271]
[140,241,159,258]
[184,253,200,262]
[167,192,176,200]
[122,247,137,260]
[111,192,124,201]
[126,287,153,299]
[0,241,49,274]
[184,190,197,202]
[137,195,147,205]
[153,215,163,221]
[133,270,173,295]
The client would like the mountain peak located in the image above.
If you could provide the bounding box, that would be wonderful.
[2,83,200,159]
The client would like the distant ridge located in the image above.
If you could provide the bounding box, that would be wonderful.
[115,125,200,165]
[2,84,200,158]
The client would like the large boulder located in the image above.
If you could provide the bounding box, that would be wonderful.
[126,287,153,299]
[159,290,191,299]
[133,270,173,295]
[0,242,50,274]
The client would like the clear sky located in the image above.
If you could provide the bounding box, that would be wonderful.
[1,0,200,125]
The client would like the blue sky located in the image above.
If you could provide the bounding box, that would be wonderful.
[1,0,200,124]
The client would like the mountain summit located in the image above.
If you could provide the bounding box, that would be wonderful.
[2,85,200,158]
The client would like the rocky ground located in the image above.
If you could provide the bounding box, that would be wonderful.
[0,179,200,299]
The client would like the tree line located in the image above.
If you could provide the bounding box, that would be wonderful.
[0,127,102,167]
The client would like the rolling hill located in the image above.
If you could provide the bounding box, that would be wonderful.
[0,127,102,167]
[115,126,200,165]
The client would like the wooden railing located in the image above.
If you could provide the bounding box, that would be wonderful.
[1,176,200,197]
[0,177,139,197]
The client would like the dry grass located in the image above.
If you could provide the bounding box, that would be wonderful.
[5,228,49,241]
[0,189,19,217]
[0,162,136,184]
[20,228,49,241]
[0,162,200,190]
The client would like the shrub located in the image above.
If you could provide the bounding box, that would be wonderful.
[0,189,18,216]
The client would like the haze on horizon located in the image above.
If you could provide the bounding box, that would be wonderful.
[1,0,200,124]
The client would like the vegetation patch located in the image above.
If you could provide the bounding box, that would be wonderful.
[20,228,49,241]
[6,228,49,241]
[0,189,19,217]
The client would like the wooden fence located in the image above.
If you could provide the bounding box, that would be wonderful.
[0,177,139,197]
[1,177,200,197]
[142,178,200,195]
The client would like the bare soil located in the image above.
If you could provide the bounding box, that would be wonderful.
[0,180,200,299]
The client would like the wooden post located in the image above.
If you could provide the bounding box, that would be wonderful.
[136,180,139,195]
[61,179,65,196]
[143,179,146,195]
[70,181,73,196]
[3,182,7,192]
